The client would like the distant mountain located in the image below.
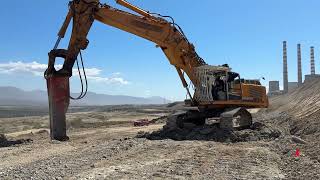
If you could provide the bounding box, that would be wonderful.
[0,86,170,106]
[70,92,171,106]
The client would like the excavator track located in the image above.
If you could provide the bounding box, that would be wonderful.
[165,108,252,131]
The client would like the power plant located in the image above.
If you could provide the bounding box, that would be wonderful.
[269,41,320,96]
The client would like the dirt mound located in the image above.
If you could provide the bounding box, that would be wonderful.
[166,101,187,111]
[270,79,320,117]
[150,115,168,124]
[269,79,320,136]
[138,121,281,143]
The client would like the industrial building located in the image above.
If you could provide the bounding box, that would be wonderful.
[268,81,281,96]
[269,81,280,92]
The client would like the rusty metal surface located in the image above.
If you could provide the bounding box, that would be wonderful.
[47,77,70,141]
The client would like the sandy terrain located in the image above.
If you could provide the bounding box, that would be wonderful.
[0,124,288,180]
[1,80,320,179]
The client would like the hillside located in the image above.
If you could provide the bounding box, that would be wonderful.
[269,79,320,135]
[0,87,170,106]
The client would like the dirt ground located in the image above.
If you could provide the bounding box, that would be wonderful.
[1,81,320,179]
[0,125,288,180]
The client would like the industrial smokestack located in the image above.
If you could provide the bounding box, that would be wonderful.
[311,46,315,75]
[283,41,288,93]
[297,44,302,86]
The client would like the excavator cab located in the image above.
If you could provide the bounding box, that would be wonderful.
[193,65,268,108]
[176,64,268,130]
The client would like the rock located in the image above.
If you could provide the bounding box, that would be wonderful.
[152,172,162,177]
[35,129,49,134]
[292,136,308,144]
[251,122,264,130]
[0,134,7,143]
[248,136,259,141]
[51,140,62,144]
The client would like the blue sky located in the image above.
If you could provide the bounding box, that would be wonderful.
[1,0,320,100]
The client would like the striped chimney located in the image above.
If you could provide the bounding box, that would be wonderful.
[283,41,288,93]
[311,46,315,75]
[297,44,302,86]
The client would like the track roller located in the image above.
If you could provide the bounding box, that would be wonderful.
[220,107,252,130]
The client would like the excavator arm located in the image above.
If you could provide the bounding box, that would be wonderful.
[45,0,207,140]
[46,0,205,91]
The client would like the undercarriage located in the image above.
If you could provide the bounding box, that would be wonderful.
[166,107,253,131]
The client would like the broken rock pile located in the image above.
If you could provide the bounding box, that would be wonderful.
[139,120,281,143]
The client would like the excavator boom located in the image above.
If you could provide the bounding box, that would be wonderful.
[47,0,205,88]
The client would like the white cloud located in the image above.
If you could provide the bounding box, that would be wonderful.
[87,76,130,85]
[0,61,47,76]
[73,68,102,77]
[0,61,129,85]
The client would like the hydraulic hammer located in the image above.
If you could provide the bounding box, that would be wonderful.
[46,49,71,141]
[46,76,70,141]
[45,0,98,141]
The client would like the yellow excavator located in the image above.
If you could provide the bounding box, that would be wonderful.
[45,0,268,141]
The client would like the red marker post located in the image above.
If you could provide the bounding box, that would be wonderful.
[295,148,301,158]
